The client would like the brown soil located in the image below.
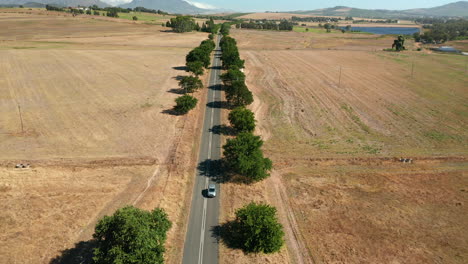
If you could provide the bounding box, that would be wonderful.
[218,29,468,263]
[0,12,207,263]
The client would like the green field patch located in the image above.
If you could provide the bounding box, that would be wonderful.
[293,26,327,34]
[118,12,168,22]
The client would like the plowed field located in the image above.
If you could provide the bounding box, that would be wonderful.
[219,29,468,264]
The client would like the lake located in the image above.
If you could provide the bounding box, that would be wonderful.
[343,27,421,35]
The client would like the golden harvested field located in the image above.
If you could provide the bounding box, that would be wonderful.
[0,11,207,263]
[219,29,468,263]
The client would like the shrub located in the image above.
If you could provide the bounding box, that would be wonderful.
[223,132,272,182]
[93,206,171,264]
[228,202,284,254]
[228,107,256,133]
[174,95,198,114]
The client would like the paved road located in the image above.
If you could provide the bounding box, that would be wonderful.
[182,34,222,264]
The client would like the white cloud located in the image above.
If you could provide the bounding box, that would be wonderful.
[184,0,217,10]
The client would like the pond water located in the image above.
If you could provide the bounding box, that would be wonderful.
[342,27,421,35]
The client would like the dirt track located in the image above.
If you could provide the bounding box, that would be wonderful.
[0,12,207,263]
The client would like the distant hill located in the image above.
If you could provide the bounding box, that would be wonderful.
[293,1,468,18]
[0,0,110,7]
[119,0,205,14]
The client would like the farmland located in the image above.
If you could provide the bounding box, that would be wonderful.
[0,11,207,263]
[219,28,468,263]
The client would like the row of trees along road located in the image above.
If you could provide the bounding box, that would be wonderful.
[167,16,221,33]
[218,24,284,254]
[172,38,216,114]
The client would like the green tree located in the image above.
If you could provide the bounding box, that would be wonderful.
[186,47,211,68]
[220,67,245,86]
[169,16,196,33]
[179,76,203,93]
[223,132,272,182]
[231,202,284,253]
[392,35,406,51]
[133,16,138,21]
[324,23,331,32]
[93,206,171,264]
[225,80,253,107]
[174,95,198,114]
[186,61,204,76]
[86,9,92,15]
[228,107,256,133]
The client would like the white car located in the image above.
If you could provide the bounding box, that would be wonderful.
[207,184,216,198]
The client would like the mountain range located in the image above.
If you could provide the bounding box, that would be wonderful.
[0,0,467,17]
[119,0,205,14]
[292,1,468,18]
[0,0,109,7]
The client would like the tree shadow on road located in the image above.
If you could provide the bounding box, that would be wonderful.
[206,101,230,109]
[197,159,230,183]
[209,124,236,136]
[49,240,96,264]
[208,84,223,91]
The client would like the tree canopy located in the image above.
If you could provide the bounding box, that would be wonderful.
[174,94,198,114]
[168,16,197,33]
[93,206,171,264]
[225,80,253,107]
[179,76,203,93]
[231,202,284,254]
[186,61,205,76]
[223,132,272,182]
[220,67,246,86]
[228,107,256,133]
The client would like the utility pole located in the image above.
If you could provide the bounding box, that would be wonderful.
[338,66,342,88]
[18,104,24,133]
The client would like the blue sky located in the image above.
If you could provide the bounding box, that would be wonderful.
[191,0,460,11]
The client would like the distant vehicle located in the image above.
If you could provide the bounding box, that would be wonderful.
[207,184,216,198]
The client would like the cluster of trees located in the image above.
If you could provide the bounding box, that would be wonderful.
[172,38,215,114]
[292,16,340,22]
[133,6,168,15]
[166,16,197,33]
[414,19,468,43]
[45,5,64,11]
[220,22,231,36]
[236,20,294,31]
[201,18,221,34]
[46,5,168,18]
[105,8,119,18]
[92,206,171,264]
[320,23,337,32]
[352,19,398,24]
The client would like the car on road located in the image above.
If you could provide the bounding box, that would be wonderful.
[207,184,216,198]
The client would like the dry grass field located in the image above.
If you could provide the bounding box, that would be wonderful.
[219,28,468,263]
[0,11,208,263]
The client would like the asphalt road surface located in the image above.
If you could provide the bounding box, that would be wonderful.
[182,34,223,264]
